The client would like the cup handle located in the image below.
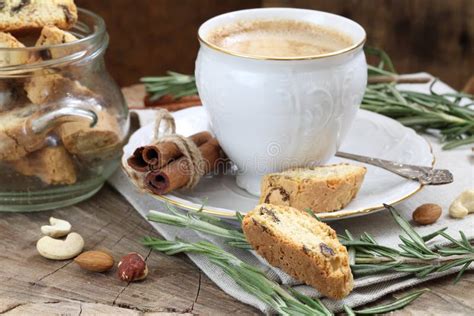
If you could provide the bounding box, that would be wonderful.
[31,107,98,134]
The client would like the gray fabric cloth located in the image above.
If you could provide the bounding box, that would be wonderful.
[109,131,473,313]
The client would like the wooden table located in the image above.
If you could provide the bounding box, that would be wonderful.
[0,184,473,315]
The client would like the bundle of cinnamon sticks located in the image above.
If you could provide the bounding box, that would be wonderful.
[127,131,224,195]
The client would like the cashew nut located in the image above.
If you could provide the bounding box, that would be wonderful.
[449,189,474,219]
[41,217,71,238]
[36,232,84,260]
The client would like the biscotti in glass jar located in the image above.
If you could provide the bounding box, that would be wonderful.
[0,9,129,211]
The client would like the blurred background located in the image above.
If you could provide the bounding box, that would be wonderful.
[76,0,473,90]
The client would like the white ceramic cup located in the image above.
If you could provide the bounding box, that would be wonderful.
[195,8,367,196]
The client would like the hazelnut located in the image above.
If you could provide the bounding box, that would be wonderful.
[117,252,148,282]
[412,203,442,225]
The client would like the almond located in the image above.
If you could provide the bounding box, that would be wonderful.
[74,250,114,272]
[412,203,442,225]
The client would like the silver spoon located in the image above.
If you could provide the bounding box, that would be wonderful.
[336,151,453,185]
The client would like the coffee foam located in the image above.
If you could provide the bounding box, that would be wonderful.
[205,19,353,58]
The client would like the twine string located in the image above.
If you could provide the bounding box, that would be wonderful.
[153,109,204,189]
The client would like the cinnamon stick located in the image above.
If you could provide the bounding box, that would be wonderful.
[127,147,148,172]
[144,94,201,108]
[127,131,212,171]
[368,75,432,84]
[144,138,222,195]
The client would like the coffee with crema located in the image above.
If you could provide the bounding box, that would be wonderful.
[205,19,353,58]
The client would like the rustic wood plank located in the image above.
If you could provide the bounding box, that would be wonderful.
[368,271,474,315]
[0,185,259,315]
[0,184,473,314]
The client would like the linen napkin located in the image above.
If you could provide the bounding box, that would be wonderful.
[109,130,473,313]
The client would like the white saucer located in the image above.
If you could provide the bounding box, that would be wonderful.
[123,106,433,221]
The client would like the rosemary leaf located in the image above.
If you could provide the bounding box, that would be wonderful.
[415,266,438,278]
[287,287,333,316]
[437,258,474,273]
[351,263,400,275]
[439,231,473,252]
[344,305,357,316]
[384,204,435,255]
[364,46,397,73]
[352,289,429,314]
[422,227,448,242]
[235,212,244,224]
[454,261,472,284]
[394,264,432,273]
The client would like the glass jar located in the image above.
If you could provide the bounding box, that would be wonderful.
[0,9,129,211]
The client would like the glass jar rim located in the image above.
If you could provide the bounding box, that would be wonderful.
[0,8,106,53]
[0,8,108,75]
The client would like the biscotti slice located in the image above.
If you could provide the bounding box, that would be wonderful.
[25,72,94,104]
[260,163,367,213]
[55,110,122,156]
[0,0,77,32]
[0,31,29,66]
[242,204,353,299]
[11,146,76,184]
[33,25,78,60]
[37,25,77,45]
[0,32,29,110]
[24,26,84,104]
[0,103,46,161]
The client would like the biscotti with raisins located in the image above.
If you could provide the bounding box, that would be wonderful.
[0,31,29,66]
[242,203,353,299]
[36,25,77,45]
[0,0,77,32]
[260,163,367,213]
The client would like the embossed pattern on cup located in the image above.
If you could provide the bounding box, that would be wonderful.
[196,8,367,195]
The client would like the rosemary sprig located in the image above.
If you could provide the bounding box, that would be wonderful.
[361,81,474,149]
[141,48,473,149]
[147,204,473,282]
[340,204,474,281]
[143,237,428,315]
[141,71,198,102]
[344,288,429,315]
[142,238,332,316]
[147,204,250,249]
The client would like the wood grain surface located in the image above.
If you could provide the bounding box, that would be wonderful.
[0,184,472,315]
[75,0,473,89]
[0,185,259,315]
